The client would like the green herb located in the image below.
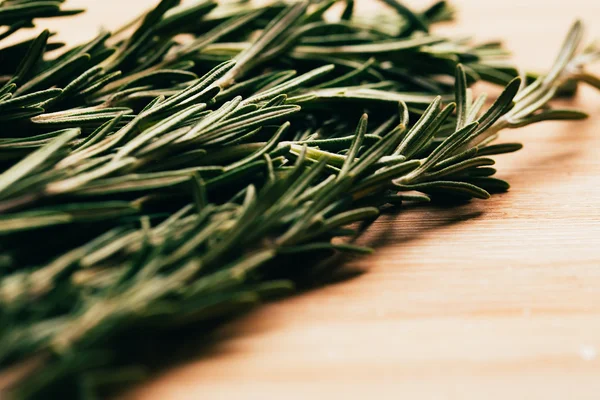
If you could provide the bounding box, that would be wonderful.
[0,0,598,398]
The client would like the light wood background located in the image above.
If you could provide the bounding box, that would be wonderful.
[37,1,600,399]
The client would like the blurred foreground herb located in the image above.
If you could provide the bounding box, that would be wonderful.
[0,0,598,398]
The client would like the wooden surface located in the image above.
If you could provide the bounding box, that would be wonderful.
[41,1,600,399]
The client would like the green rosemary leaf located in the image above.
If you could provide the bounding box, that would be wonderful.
[262,93,288,108]
[341,0,354,20]
[389,193,431,203]
[509,86,558,121]
[466,167,497,177]
[397,180,491,199]
[572,72,600,90]
[197,105,301,145]
[465,92,487,123]
[73,114,125,153]
[0,95,48,118]
[294,35,444,55]
[399,121,479,183]
[394,96,441,155]
[243,64,334,104]
[155,0,217,34]
[141,61,233,117]
[179,96,242,142]
[218,2,309,87]
[39,66,103,109]
[0,3,60,27]
[423,1,453,23]
[69,173,191,196]
[16,53,92,96]
[468,62,515,85]
[0,88,62,109]
[31,107,134,130]
[313,58,375,89]
[111,69,198,93]
[205,160,266,190]
[129,0,180,49]
[0,201,139,234]
[116,103,206,159]
[226,103,259,119]
[339,113,367,178]
[280,242,373,254]
[45,157,136,194]
[544,20,583,87]
[433,147,478,170]
[417,157,495,182]
[224,122,289,171]
[134,127,191,158]
[350,122,407,178]
[297,87,449,106]
[351,159,421,196]
[464,176,510,193]
[454,64,468,129]
[378,0,429,33]
[290,134,381,152]
[508,108,588,128]
[171,9,264,64]
[403,101,456,158]
[191,172,208,212]
[476,142,523,156]
[475,76,520,134]
[0,128,79,197]
[8,29,50,87]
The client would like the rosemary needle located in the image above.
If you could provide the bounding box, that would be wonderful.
[0,0,598,398]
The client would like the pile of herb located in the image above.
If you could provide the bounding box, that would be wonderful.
[0,0,598,398]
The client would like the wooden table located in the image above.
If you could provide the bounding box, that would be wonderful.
[40,1,600,398]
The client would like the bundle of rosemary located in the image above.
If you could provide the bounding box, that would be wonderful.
[0,0,598,398]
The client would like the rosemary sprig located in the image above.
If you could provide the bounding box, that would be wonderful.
[0,0,598,398]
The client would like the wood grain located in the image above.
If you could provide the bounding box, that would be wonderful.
[42,1,600,398]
